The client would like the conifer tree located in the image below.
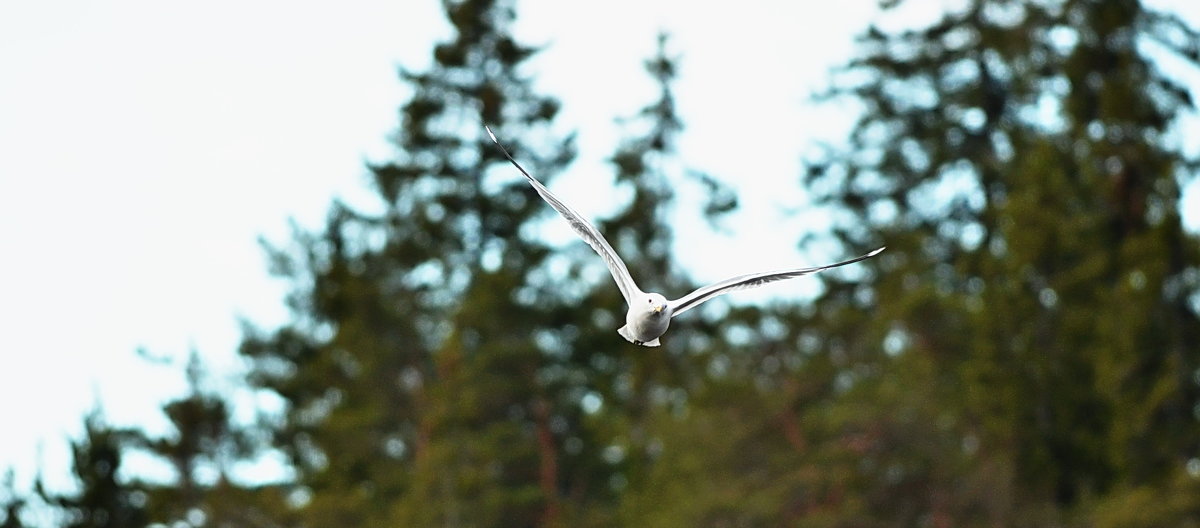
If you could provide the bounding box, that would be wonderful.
[238,0,575,524]
[612,1,1200,525]
[38,410,147,528]
[0,471,28,528]
[569,33,739,523]
[794,0,1200,523]
[239,20,740,525]
[136,352,294,528]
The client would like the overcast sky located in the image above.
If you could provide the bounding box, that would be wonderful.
[2,0,1198,496]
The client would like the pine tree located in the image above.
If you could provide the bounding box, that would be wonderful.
[581,33,836,527]
[135,352,294,528]
[568,33,741,524]
[238,17,743,524]
[794,0,1200,524]
[38,410,147,528]
[609,1,1200,525]
[238,0,575,524]
[0,471,29,528]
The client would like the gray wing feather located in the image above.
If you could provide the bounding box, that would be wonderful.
[486,126,643,305]
[668,247,885,317]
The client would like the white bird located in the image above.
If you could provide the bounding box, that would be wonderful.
[486,126,884,347]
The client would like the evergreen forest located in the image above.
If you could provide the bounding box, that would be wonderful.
[4,0,1200,526]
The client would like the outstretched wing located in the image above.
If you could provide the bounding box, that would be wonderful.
[486,126,643,305]
[668,247,885,317]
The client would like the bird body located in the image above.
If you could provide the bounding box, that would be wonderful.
[619,292,672,346]
[486,126,884,347]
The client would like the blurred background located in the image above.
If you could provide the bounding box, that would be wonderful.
[2,0,1199,526]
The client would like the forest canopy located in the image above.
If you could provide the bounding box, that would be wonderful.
[5,0,1199,527]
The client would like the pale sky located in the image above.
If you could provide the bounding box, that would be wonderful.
[1,0,1197,498]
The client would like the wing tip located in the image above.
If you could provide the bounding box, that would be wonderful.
[484,125,498,143]
[868,246,886,257]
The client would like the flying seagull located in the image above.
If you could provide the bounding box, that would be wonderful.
[485,126,884,347]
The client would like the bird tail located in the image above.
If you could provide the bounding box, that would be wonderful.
[617,325,637,344]
[617,325,660,347]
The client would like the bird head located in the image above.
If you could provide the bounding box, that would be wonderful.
[643,293,669,316]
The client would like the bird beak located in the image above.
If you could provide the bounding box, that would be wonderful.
[654,304,664,313]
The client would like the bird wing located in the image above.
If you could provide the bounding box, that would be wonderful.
[668,247,885,317]
[486,126,643,305]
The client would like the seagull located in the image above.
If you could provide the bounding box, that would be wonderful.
[486,126,884,347]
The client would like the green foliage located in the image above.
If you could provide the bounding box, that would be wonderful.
[235,5,732,528]
[796,0,1200,522]
[1090,464,1200,528]
[1,471,29,528]
[237,0,580,523]
[37,410,147,528]
[14,1,1200,526]
[134,352,294,528]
